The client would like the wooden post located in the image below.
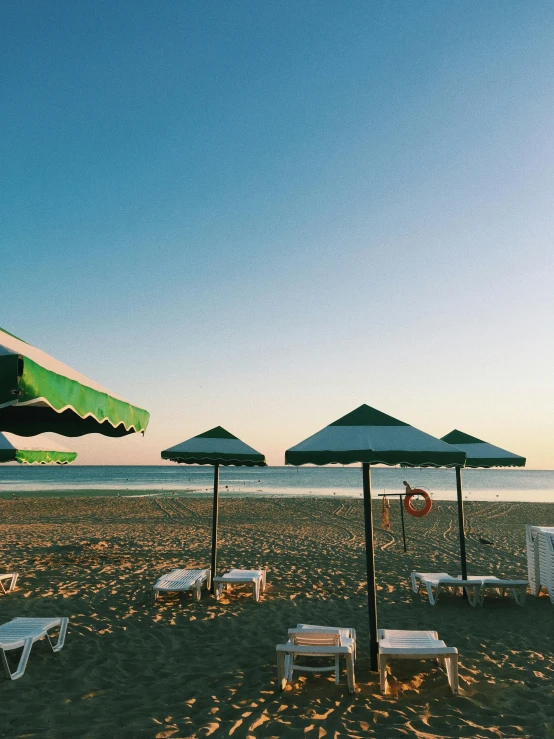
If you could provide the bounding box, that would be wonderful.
[210,464,220,591]
[455,466,468,580]
[362,463,378,671]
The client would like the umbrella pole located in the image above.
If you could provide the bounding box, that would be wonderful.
[362,463,378,672]
[210,463,220,592]
[455,465,468,579]
[399,494,407,553]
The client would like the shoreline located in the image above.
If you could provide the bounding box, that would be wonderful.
[1,487,554,504]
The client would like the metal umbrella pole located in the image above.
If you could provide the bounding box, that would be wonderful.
[455,465,468,579]
[399,494,407,552]
[362,463,378,672]
[210,463,220,592]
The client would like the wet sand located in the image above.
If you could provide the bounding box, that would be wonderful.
[1,496,554,738]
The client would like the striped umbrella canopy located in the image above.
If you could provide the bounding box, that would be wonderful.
[286,405,465,467]
[162,426,266,466]
[162,427,266,584]
[441,430,526,468]
[0,432,77,465]
[0,327,149,437]
[441,430,526,580]
[285,404,466,671]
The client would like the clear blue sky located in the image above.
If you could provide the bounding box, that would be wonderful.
[2,1,553,466]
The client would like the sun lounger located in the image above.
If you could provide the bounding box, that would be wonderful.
[277,626,356,694]
[0,617,68,680]
[153,569,211,603]
[463,576,528,606]
[411,572,481,606]
[0,573,18,595]
[378,629,458,695]
[213,569,266,602]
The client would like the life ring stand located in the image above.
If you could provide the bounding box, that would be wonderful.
[402,481,432,518]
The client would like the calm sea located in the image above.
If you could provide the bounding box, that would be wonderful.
[0,465,552,502]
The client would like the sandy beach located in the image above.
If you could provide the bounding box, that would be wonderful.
[1,495,554,738]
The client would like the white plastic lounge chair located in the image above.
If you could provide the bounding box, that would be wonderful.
[463,576,528,606]
[411,572,481,606]
[213,569,266,602]
[378,629,458,695]
[526,526,554,601]
[0,573,18,595]
[0,617,68,680]
[153,569,211,603]
[277,626,356,694]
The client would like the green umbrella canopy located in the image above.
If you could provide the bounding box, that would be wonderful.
[0,432,77,465]
[285,404,466,467]
[162,426,266,466]
[440,430,526,468]
[0,327,150,437]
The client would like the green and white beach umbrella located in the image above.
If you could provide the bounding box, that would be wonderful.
[441,430,525,580]
[285,404,466,671]
[286,405,466,468]
[440,430,526,468]
[161,426,266,467]
[0,327,149,437]
[0,432,77,465]
[162,427,266,584]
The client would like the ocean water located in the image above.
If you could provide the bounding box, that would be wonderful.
[0,465,552,502]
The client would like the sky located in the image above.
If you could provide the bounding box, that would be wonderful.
[1,1,553,467]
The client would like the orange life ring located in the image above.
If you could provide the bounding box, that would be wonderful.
[404,489,432,518]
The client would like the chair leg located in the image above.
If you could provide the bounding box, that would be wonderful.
[1,639,33,680]
[287,653,295,683]
[6,574,18,593]
[514,587,526,606]
[334,656,340,685]
[446,655,459,694]
[194,585,201,602]
[0,574,17,595]
[466,585,480,607]
[346,654,356,694]
[47,618,68,653]
[277,650,287,691]
[0,649,10,679]
[284,653,292,682]
[379,655,388,694]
